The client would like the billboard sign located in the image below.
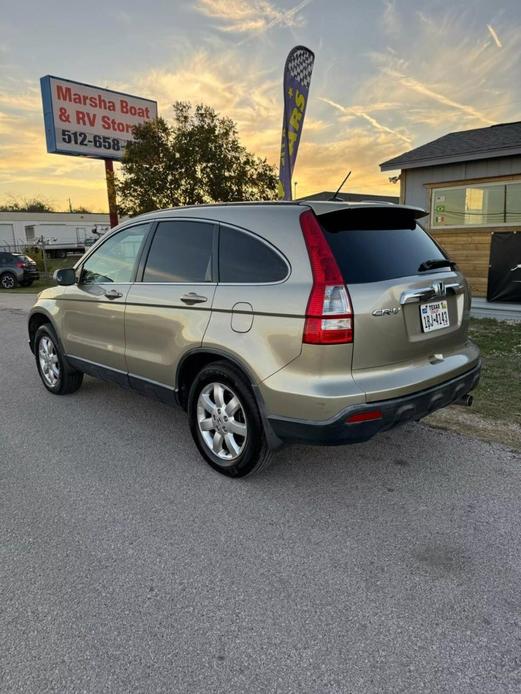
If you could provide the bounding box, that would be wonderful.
[40,75,157,161]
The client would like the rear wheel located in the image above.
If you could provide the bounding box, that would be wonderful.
[1,272,17,289]
[35,324,83,395]
[188,362,271,477]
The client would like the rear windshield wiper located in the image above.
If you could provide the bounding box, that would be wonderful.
[418,258,456,272]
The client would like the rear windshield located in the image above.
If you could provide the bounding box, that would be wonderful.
[320,210,447,284]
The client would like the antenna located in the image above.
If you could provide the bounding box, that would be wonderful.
[329,170,351,201]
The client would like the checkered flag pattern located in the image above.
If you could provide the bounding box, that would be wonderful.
[286,48,314,89]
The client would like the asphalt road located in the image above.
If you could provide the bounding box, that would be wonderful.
[1,293,521,694]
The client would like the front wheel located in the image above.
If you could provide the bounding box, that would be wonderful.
[35,324,83,395]
[187,362,272,477]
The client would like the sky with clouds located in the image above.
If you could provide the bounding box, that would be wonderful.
[1,0,520,211]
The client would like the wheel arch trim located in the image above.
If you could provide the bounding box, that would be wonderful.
[27,309,64,355]
[175,346,260,393]
[176,347,283,450]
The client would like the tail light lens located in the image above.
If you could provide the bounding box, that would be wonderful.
[15,260,25,269]
[300,209,353,344]
[346,409,383,424]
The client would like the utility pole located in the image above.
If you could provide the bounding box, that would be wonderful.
[104,159,119,228]
[37,235,48,276]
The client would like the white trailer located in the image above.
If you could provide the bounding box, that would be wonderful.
[25,223,109,257]
[0,223,16,248]
[0,212,114,256]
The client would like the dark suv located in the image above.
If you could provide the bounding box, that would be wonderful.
[0,252,39,289]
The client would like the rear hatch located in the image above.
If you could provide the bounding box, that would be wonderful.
[13,254,38,273]
[316,205,476,401]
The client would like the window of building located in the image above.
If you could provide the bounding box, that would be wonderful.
[506,183,521,225]
[431,180,521,228]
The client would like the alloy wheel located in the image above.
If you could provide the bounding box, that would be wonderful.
[196,382,247,464]
[38,336,60,387]
[1,274,15,289]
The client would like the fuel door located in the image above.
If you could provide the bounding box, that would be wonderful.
[231,302,254,333]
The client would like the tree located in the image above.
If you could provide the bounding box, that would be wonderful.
[116,102,279,216]
[0,196,54,212]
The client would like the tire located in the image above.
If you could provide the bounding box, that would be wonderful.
[34,324,83,395]
[187,361,272,477]
[1,272,17,289]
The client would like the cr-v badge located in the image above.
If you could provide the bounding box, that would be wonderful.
[372,307,401,316]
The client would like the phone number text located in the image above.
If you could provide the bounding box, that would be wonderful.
[60,129,122,152]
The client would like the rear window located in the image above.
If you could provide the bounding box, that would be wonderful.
[320,210,447,284]
[219,226,288,283]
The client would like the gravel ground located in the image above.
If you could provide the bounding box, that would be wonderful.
[1,294,521,694]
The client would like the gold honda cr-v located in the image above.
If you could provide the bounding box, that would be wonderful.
[28,201,480,477]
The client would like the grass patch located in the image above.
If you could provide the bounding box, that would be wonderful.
[29,249,81,275]
[426,317,521,449]
[468,318,521,425]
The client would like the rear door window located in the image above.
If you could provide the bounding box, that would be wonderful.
[142,220,215,283]
[219,225,288,283]
[319,210,447,283]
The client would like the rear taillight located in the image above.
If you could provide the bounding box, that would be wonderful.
[300,209,353,344]
[15,261,25,269]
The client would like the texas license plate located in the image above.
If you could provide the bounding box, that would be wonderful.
[420,300,449,332]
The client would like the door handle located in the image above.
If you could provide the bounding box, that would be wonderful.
[180,292,208,305]
[400,282,465,305]
[105,289,123,300]
[444,282,465,295]
[400,287,436,305]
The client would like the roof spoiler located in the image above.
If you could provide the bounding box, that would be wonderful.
[311,204,428,231]
[304,200,427,220]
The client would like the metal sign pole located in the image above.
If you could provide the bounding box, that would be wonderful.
[104,159,119,228]
[41,236,48,276]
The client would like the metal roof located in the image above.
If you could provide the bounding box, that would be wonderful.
[380,121,521,171]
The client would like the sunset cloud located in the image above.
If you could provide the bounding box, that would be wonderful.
[194,0,313,34]
[384,70,496,126]
[487,23,502,48]
[319,97,412,145]
[0,2,520,209]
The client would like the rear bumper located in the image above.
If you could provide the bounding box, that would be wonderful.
[23,270,39,281]
[268,362,481,445]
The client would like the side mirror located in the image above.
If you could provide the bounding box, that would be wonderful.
[53,268,76,286]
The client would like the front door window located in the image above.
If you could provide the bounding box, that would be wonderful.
[81,224,149,284]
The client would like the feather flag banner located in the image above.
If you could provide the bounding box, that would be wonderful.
[278,45,315,200]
